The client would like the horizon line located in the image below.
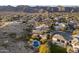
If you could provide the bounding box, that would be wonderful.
[0,5,79,7]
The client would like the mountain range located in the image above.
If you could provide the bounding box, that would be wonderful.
[0,5,79,12]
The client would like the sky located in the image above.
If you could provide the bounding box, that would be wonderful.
[0,0,79,6]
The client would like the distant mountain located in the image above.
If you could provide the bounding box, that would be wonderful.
[0,5,79,12]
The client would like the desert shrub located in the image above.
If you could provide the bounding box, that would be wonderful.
[72,29,79,35]
[49,44,67,53]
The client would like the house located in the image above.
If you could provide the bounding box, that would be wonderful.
[54,23,66,31]
[51,31,72,47]
[67,20,77,31]
[32,24,49,34]
[52,34,67,47]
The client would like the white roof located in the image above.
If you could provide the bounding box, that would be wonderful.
[52,34,65,40]
[59,23,65,27]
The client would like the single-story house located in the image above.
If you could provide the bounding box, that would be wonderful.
[54,23,66,31]
[51,31,72,47]
[32,24,49,34]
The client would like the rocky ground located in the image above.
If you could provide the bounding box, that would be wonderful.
[0,21,33,53]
